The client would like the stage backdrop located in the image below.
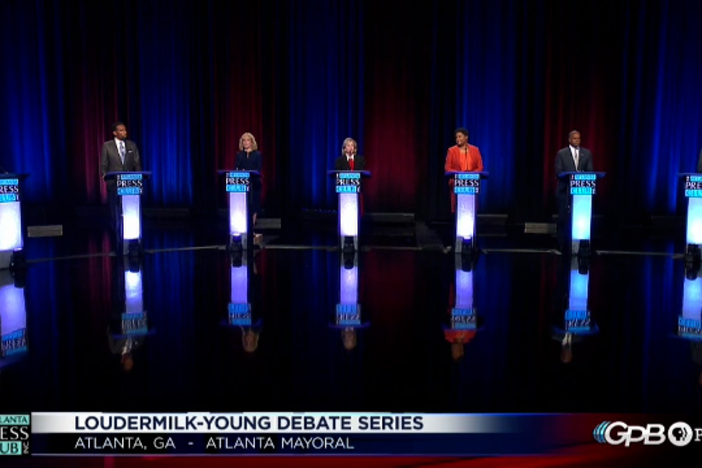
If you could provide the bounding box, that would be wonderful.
[1,0,702,223]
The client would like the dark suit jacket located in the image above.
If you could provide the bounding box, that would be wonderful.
[555,146,593,201]
[101,139,142,179]
[334,155,366,171]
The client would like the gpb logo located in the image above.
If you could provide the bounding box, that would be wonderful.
[593,421,695,447]
[593,421,611,443]
[593,421,665,446]
[668,422,693,447]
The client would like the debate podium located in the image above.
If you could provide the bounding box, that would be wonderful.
[550,257,598,362]
[450,254,478,332]
[678,262,702,341]
[332,252,368,351]
[0,269,28,368]
[329,170,371,252]
[0,173,28,270]
[446,171,488,253]
[105,171,151,256]
[557,171,605,255]
[224,250,263,353]
[680,173,702,263]
[219,170,261,252]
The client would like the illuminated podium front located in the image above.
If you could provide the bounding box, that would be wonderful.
[679,173,702,259]
[0,173,28,269]
[332,252,368,351]
[446,171,488,253]
[218,170,261,251]
[329,170,371,251]
[450,255,478,332]
[678,264,702,341]
[105,171,151,255]
[557,171,605,255]
[0,269,28,368]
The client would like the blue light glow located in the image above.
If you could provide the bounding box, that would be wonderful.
[571,195,592,241]
[686,198,702,245]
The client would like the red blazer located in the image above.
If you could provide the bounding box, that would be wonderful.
[445,144,484,212]
[445,144,484,173]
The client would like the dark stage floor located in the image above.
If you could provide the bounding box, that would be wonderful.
[1,220,701,415]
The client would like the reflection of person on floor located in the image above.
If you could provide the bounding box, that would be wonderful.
[107,332,143,372]
[341,328,357,351]
[444,329,476,362]
[241,327,260,353]
[560,332,573,364]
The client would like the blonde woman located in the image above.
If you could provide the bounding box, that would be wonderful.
[334,137,366,170]
[235,132,263,230]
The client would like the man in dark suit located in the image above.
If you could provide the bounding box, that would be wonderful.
[100,122,143,241]
[334,137,365,170]
[101,121,142,178]
[555,130,594,251]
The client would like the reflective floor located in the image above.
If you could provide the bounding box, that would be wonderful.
[1,221,702,415]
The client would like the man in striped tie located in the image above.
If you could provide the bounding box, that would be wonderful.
[555,130,594,252]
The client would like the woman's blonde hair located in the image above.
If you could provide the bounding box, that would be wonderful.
[341,137,357,156]
[239,132,259,151]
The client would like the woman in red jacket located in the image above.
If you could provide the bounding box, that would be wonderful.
[444,127,484,212]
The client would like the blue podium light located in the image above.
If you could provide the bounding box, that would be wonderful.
[0,178,21,208]
[336,185,359,194]
[564,310,592,332]
[336,304,360,315]
[226,184,249,193]
[225,172,251,193]
[678,317,702,340]
[0,270,28,357]
[454,186,478,195]
[682,268,702,318]
[339,194,359,237]
[450,313,476,330]
[571,195,592,241]
[338,172,361,180]
[569,262,589,311]
[687,198,702,245]
[121,312,148,335]
[229,260,251,326]
[228,306,252,326]
[570,187,594,195]
[119,173,143,181]
[456,193,475,241]
[122,195,142,241]
[339,260,358,304]
[0,196,22,252]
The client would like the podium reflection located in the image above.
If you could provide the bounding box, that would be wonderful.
[107,257,151,372]
[225,254,262,353]
[551,258,598,364]
[445,255,479,362]
[334,252,367,351]
[678,265,702,385]
[0,270,28,370]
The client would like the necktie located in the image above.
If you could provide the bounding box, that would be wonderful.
[119,142,126,165]
[349,157,354,170]
[573,149,579,171]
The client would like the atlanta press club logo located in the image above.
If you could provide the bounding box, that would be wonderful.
[0,414,30,456]
[593,421,696,447]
